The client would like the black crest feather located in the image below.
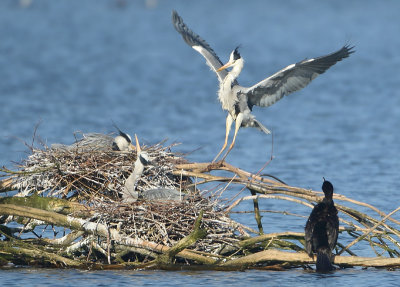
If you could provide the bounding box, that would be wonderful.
[233,46,241,60]
[112,122,132,144]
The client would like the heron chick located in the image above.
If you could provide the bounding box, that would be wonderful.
[172,10,354,162]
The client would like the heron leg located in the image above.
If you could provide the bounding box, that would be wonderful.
[221,112,243,161]
[212,113,233,163]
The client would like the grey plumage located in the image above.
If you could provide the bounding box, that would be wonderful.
[172,10,354,161]
[244,46,354,108]
[51,131,134,152]
[140,188,184,201]
[172,11,230,84]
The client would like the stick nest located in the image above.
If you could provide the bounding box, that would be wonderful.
[12,138,188,201]
[2,134,243,256]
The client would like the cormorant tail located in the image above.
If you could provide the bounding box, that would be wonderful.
[316,247,334,272]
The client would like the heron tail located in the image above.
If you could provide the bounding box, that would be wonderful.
[316,247,334,272]
[253,119,271,134]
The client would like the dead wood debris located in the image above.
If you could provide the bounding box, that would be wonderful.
[1,134,400,270]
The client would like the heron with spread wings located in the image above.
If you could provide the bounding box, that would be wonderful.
[172,10,354,162]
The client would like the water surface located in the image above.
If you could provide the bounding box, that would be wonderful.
[1,0,399,285]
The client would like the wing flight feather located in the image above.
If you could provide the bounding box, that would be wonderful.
[172,10,228,83]
[245,45,355,108]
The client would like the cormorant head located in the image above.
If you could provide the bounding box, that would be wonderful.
[217,46,242,72]
[322,177,334,199]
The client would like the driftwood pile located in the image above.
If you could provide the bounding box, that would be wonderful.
[1,134,400,270]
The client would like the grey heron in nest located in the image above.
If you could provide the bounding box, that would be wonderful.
[51,126,135,152]
[172,10,354,162]
[122,135,184,203]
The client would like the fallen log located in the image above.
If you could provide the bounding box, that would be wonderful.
[222,249,400,268]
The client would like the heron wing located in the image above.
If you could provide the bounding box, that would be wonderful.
[172,10,228,83]
[245,45,354,108]
[75,133,114,151]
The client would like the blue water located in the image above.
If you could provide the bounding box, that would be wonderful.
[1,0,400,285]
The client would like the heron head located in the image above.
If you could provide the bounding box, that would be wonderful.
[232,46,241,61]
[135,134,151,166]
[217,46,242,72]
[139,152,151,166]
[112,124,135,151]
[113,133,135,151]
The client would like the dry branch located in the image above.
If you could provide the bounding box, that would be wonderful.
[221,249,400,268]
[156,210,207,264]
[0,240,83,267]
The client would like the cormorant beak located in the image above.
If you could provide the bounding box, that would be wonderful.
[135,134,141,154]
[217,60,234,72]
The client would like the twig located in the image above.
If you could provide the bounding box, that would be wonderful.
[338,206,400,255]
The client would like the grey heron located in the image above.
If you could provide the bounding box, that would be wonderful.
[172,10,354,162]
[305,178,339,272]
[122,135,184,203]
[51,127,135,152]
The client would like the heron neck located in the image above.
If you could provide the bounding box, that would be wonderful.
[122,158,144,202]
[133,159,145,177]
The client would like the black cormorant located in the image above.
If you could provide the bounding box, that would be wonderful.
[305,178,339,272]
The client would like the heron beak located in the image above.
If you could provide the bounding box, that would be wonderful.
[135,134,141,154]
[128,142,135,151]
[217,61,234,72]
